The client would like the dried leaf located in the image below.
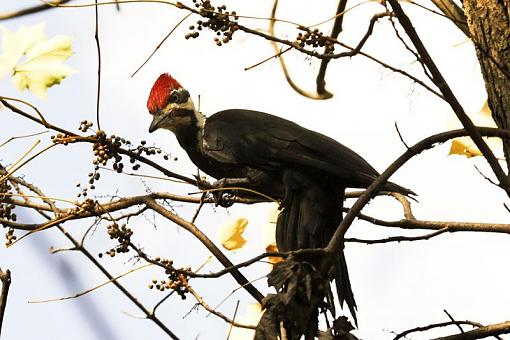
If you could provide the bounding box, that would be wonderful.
[449,138,481,158]
[218,218,248,251]
[449,101,502,158]
[266,243,283,265]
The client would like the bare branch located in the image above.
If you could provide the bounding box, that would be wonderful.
[393,320,485,340]
[315,0,347,98]
[346,227,449,244]
[324,127,510,272]
[142,197,264,303]
[0,0,73,20]
[186,286,255,330]
[435,320,510,340]
[131,13,192,77]
[0,98,197,185]
[443,310,466,335]
[387,0,510,196]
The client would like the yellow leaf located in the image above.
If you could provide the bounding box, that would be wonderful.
[0,22,74,98]
[266,243,283,265]
[449,101,502,158]
[448,138,482,158]
[218,218,248,251]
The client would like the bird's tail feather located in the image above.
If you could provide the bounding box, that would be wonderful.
[335,251,357,325]
[276,171,357,323]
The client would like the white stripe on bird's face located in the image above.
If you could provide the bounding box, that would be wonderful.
[150,94,205,133]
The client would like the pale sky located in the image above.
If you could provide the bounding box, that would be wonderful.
[1,1,509,339]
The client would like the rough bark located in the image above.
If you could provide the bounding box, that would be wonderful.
[464,0,510,171]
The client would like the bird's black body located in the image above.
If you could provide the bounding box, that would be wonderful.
[170,109,412,319]
[147,74,413,324]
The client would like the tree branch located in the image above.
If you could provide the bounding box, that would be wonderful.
[0,0,73,20]
[434,320,510,340]
[325,127,510,272]
[142,197,264,303]
[315,0,347,98]
[387,0,510,196]
[394,320,488,340]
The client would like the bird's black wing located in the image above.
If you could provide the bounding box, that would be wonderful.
[204,109,384,189]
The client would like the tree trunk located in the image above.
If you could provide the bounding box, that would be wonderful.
[463,0,510,171]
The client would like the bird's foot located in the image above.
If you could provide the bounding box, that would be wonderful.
[210,178,236,208]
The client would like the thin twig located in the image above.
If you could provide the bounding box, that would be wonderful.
[395,122,410,149]
[186,286,255,330]
[473,164,498,186]
[443,310,464,334]
[227,300,241,338]
[0,0,72,20]
[29,264,152,303]
[94,0,102,130]
[0,131,48,149]
[0,143,58,184]
[0,140,41,183]
[191,195,206,223]
[244,46,292,72]
[131,13,192,77]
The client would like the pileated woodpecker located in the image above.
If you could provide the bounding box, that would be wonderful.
[147,73,413,323]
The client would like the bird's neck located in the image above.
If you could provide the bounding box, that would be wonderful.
[174,109,206,154]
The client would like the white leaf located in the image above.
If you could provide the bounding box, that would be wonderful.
[0,22,46,79]
[13,35,75,98]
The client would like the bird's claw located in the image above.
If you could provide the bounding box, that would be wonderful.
[211,179,236,207]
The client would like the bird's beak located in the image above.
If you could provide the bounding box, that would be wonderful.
[148,110,167,133]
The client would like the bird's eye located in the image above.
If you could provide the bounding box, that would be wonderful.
[169,93,178,103]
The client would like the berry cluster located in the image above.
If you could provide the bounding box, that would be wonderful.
[69,198,97,215]
[51,132,73,146]
[0,183,14,221]
[75,170,103,198]
[78,120,94,133]
[92,130,124,171]
[148,266,189,299]
[4,227,16,247]
[0,179,17,246]
[295,28,335,55]
[186,0,239,46]
[100,222,133,258]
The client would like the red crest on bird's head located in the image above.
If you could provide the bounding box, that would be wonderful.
[147,73,182,113]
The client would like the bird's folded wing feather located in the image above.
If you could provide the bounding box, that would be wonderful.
[204,109,381,187]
